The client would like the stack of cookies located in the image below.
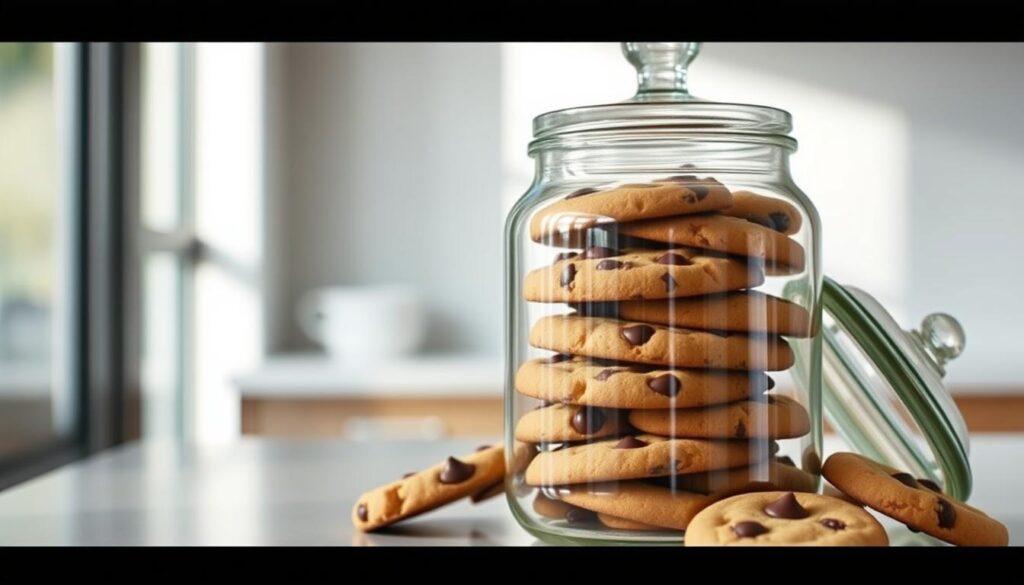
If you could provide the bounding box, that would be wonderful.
[513,176,815,534]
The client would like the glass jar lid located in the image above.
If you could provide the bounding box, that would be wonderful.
[530,42,796,148]
[793,277,973,500]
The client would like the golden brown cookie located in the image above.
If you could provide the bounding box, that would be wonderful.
[597,513,664,532]
[524,434,757,485]
[685,491,889,546]
[352,445,504,531]
[721,190,803,235]
[529,179,732,244]
[529,314,795,371]
[553,480,710,531]
[615,213,806,274]
[627,395,811,439]
[523,246,762,303]
[514,403,629,443]
[822,452,1009,546]
[470,441,535,503]
[673,457,818,496]
[577,290,812,337]
[531,492,598,525]
[514,355,770,409]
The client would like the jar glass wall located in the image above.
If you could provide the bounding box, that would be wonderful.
[504,125,823,543]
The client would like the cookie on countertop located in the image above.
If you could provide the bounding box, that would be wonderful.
[470,441,536,504]
[514,403,629,443]
[529,179,732,245]
[574,290,812,338]
[529,314,795,371]
[523,246,763,303]
[614,213,806,274]
[352,445,504,531]
[524,434,757,486]
[627,395,811,439]
[685,491,889,546]
[822,452,1009,546]
[553,480,709,531]
[514,355,771,409]
[721,190,802,235]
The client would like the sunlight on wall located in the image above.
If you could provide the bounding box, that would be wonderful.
[193,43,265,444]
[501,43,910,320]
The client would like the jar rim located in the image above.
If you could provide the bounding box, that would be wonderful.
[532,101,794,142]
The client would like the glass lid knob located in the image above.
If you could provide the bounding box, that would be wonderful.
[912,313,965,376]
[621,42,702,101]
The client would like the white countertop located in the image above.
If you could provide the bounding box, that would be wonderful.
[232,353,503,398]
[0,434,1020,546]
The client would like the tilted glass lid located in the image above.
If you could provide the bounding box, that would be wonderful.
[790,277,972,501]
[531,42,795,145]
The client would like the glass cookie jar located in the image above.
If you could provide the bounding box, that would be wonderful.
[503,42,972,544]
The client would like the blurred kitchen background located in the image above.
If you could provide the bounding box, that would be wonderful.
[3,43,1023,487]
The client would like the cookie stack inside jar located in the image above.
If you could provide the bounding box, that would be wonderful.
[512,175,817,537]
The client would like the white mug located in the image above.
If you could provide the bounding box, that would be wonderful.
[296,285,426,361]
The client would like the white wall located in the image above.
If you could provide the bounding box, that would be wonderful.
[277,42,1024,387]
[278,43,503,354]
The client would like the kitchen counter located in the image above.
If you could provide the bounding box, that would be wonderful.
[0,435,1020,546]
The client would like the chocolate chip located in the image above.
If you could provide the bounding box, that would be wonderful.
[553,251,578,264]
[647,374,681,397]
[438,456,476,484]
[357,503,368,522]
[402,472,416,479]
[891,472,919,489]
[580,246,619,259]
[621,324,656,346]
[734,420,748,438]
[769,212,791,233]
[764,492,809,519]
[596,259,625,271]
[918,478,942,493]
[776,455,796,467]
[766,375,776,390]
[560,264,577,289]
[565,187,598,199]
[690,185,709,200]
[565,508,598,524]
[571,407,607,435]
[748,215,776,230]
[594,368,621,381]
[661,273,678,293]
[547,353,572,364]
[821,518,846,531]
[732,521,769,538]
[937,499,957,529]
[615,436,648,449]
[661,174,698,182]
[655,252,691,266]
[476,445,492,452]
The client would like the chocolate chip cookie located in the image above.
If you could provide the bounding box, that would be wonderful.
[721,190,802,235]
[524,434,757,486]
[575,290,812,337]
[614,213,806,274]
[552,480,710,531]
[627,395,811,439]
[352,445,505,531]
[529,314,795,371]
[685,491,889,546]
[822,452,1009,546]
[514,355,770,409]
[529,179,733,245]
[514,403,629,443]
[523,246,763,303]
